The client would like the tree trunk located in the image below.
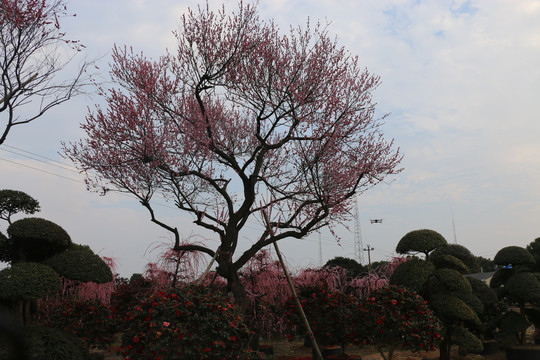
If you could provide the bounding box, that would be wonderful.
[439,340,451,360]
[218,262,249,313]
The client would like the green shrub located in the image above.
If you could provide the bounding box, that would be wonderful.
[23,325,89,360]
[7,218,71,263]
[0,263,61,300]
[121,286,254,360]
[389,258,435,293]
[44,249,113,284]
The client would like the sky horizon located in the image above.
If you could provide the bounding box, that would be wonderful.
[1,0,539,277]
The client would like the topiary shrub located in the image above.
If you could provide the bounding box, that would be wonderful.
[121,285,254,360]
[389,257,435,293]
[0,262,61,325]
[0,189,40,225]
[7,218,72,263]
[396,229,447,258]
[0,263,61,301]
[430,244,480,273]
[37,298,117,349]
[44,248,113,284]
[23,325,90,360]
[352,285,441,360]
[431,254,469,274]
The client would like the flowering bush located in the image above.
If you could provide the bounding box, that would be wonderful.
[110,275,154,320]
[121,285,255,359]
[37,297,117,349]
[286,285,357,347]
[352,285,441,360]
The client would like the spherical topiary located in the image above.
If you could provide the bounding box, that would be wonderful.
[389,258,435,293]
[431,254,469,274]
[44,248,113,284]
[7,218,72,263]
[0,262,61,300]
[396,229,447,258]
[494,246,535,268]
[23,325,90,360]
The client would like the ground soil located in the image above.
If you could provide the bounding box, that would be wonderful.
[258,338,507,360]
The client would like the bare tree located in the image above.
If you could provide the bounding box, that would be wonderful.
[0,0,90,145]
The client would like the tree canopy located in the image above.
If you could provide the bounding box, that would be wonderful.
[396,229,447,258]
[63,1,402,308]
[0,0,90,145]
[7,217,72,263]
[0,189,40,225]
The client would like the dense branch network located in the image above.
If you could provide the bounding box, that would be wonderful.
[0,0,91,145]
[64,2,402,295]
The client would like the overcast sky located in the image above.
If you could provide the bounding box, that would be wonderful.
[1,0,539,277]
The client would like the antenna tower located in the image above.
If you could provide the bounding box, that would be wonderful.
[354,197,365,265]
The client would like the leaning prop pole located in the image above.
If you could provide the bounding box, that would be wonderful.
[263,212,323,360]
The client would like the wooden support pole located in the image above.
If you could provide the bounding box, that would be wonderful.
[263,212,323,360]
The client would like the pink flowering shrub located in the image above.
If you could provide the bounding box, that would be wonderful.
[121,285,255,360]
[352,285,441,360]
[285,285,357,347]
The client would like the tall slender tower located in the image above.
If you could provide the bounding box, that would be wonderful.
[354,197,364,265]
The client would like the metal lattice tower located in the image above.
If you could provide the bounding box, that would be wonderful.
[354,197,365,265]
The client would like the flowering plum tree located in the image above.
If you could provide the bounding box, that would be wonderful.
[64,2,402,308]
[0,0,90,145]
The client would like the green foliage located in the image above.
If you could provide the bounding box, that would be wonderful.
[475,256,496,272]
[494,246,535,269]
[7,218,72,263]
[37,298,117,349]
[429,294,481,326]
[389,258,435,293]
[489,268,513,289]
[505,272,540,304]
[0,262,61,300]
[449,325,483,353]
[499,311,530,344]
[396,229,447,258]
[454,292,484,315]
[526,238,540,272]
[430,244,479,273]
[353,285,441,359]
[431,254,468,274]
[287,286,357,347]
[429,268,473,294]
[121,286,254,359]
[324,256,365,278]
[44,248,113,284]
[0,231,10,263]
[0,189,40,224]
[467,277,498,308]
[22,325,90,360]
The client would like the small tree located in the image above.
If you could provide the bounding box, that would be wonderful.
[0,0,90,145]
[491,245,540,345]
[0,189,40,225]
[63,1,402,310]
[396,229,447,259]
[44,246,113,284]
[391,231,483,360]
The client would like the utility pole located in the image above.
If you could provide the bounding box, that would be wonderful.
[363,245,374,272]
